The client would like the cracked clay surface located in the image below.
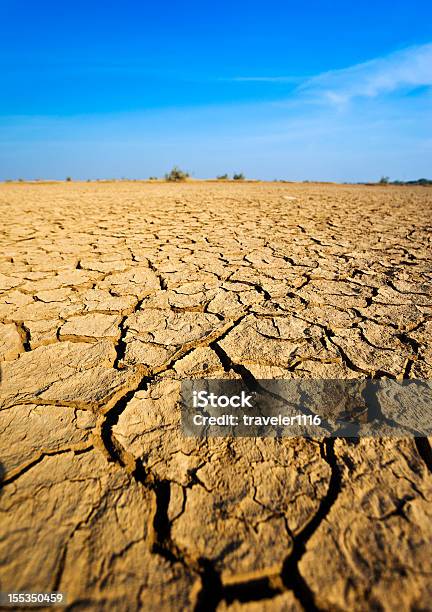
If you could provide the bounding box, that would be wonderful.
[0,181,431,611]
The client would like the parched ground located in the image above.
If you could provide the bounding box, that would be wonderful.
[0,181,431,611]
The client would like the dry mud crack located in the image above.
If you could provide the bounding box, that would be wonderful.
[0,182,431,611]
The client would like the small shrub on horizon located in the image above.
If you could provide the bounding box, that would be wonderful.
[217,174,229,180]
[379,176,390,184]
[66,176,72,182]
[165,166,190,182]
[233,173,245,181]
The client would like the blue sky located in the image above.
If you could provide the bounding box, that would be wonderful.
[1,0,432,181]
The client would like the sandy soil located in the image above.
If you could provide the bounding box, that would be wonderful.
[0,181,431,611]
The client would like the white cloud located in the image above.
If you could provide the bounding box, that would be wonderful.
[230,43,432,105]
[299,43,432,103]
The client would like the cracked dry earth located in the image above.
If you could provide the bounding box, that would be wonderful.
[0,181,431,612]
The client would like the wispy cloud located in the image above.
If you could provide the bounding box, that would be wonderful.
[231,43,432,105]
[299,43,432,103]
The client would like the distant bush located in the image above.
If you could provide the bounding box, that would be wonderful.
[405,178,432,185]
[365,177,432,186]
[217,174,229,180]
[165,166,190,182]
[233,173,245,181]
[148,176,158,180]
[66,176,72,182]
